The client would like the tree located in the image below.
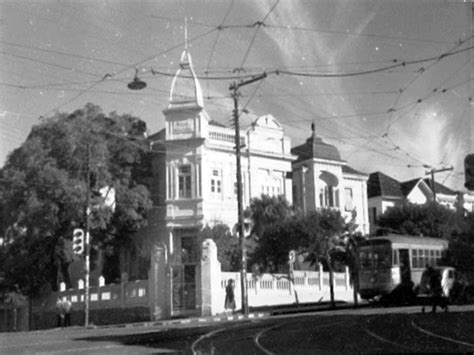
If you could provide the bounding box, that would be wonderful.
[250,208,347,308]
[376,202,459,238]
[246,195,293,270]
[0,103,152,297]
[248,194,293,239]
[444,211,474,280]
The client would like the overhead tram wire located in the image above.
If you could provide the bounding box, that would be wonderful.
[205,0,235,97]
[387,60,473,129]
[147,42,473,81]
[385,35,474,135]
[339,35,474,168]
[260,78,426,167]
[266,24,457,45]
[236,0,280,72]
[0,40,128,68]
[40,27,219,117]
[8,28,470,94]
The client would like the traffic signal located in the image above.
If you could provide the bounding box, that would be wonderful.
[72,228,85,255]
[465,154,474,191]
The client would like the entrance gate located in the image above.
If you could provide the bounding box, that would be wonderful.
[171,235,199,316]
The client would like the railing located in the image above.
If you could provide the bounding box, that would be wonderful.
[220,268,354,308]
[57,279,148,310]
[208,126,246,147]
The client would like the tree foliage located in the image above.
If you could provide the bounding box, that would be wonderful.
[250,207,347,273]
[248,194,293,239]
[0,104,152,296]
[376,202,459,238]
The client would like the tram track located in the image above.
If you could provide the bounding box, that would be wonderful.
[191,307,474,353]
[363,312,474,352]
[363,315,415,352]
[410,317,474,348]
[253,319,349,354]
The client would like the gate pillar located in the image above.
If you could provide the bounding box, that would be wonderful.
[149,244,171,320]
[201,239,221,316]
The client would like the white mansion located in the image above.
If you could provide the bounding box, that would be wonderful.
[141,46,369,317]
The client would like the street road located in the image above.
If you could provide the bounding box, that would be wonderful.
[1,305,474,354]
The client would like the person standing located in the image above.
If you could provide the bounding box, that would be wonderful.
[224,279,236,315]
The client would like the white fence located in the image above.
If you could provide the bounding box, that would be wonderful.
[219,267,355,311]
[58,279,148,310]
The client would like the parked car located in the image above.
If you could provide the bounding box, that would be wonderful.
[449,270,474,305]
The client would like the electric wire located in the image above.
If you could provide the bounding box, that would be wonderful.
[237,0,280,71]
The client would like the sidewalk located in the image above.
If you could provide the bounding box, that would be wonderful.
[92,311,271,330]
[91,301,358,330]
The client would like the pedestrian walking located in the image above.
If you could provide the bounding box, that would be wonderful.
[429,269,445,313]
[56,297,66,328]
[64,299,72,327]
[224,279,236,315]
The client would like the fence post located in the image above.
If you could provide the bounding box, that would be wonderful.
[201,239,221,316]
[120,272,128,308]
[345,266,350,290]
[318,263,323,290]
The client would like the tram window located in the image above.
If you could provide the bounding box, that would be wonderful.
[435,250,441,265]
[429,250,435,265]
[360,252,370,268]
[412,249,418,268]
[379,251,390,267]
[421,249,427,267]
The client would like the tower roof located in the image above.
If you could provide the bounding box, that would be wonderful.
[168,47,204,109]
[291,123,342,162]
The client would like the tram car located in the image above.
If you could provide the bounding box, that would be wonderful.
[357,235,449,301]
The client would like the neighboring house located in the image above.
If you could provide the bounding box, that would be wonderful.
[143,46,295,317]
[291,124,370,235]
[367,171,474,233]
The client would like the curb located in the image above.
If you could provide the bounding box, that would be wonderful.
[90,312,270,330]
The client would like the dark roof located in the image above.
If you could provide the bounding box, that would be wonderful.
[291,130,342,163]
[368,172,457,199]
[422,178,456,195]
[367,171,404,198]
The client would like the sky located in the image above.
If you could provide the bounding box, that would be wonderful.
[0,0,472,191]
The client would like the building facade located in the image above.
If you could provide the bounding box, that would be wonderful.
[291,124,370,235]
[146,47,295,317]
[367,171,474,233]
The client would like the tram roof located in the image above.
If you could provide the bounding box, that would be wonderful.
[359,235,448,248]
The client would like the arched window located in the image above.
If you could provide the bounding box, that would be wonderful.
[318,171,339,208]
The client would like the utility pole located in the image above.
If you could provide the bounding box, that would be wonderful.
[425,166,454,201]
[84,144,91,327]
[229,73,266,316]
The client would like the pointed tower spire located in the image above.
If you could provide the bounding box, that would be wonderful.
[184,17,188,51]
[168,18,204,109]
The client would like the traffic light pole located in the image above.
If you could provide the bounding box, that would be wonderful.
[229,73,266,317]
